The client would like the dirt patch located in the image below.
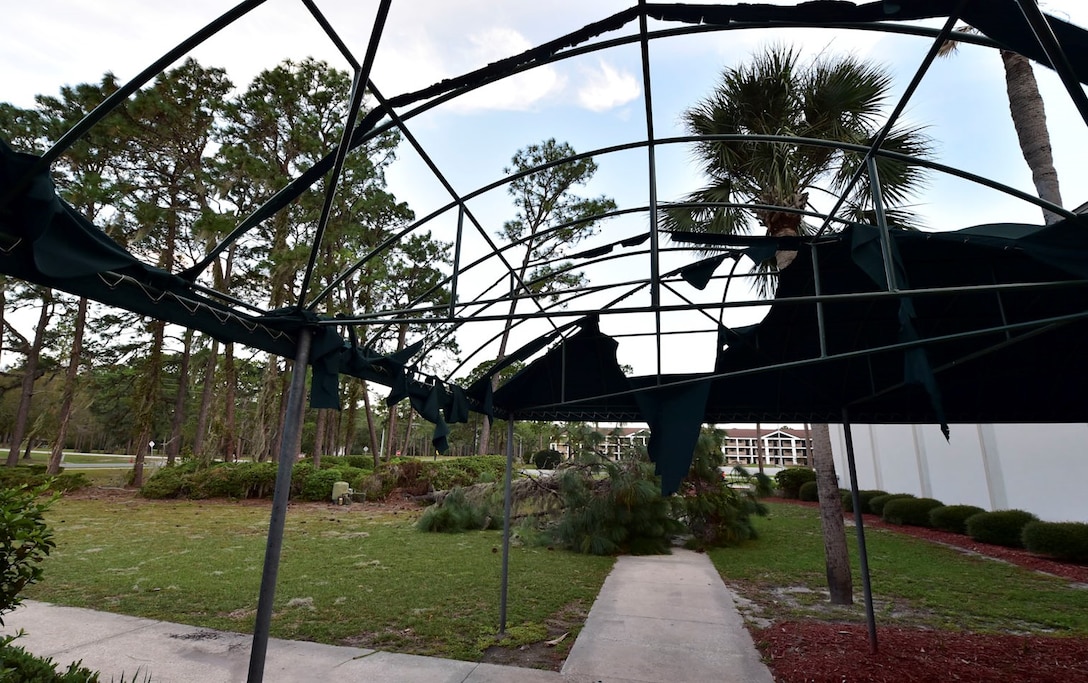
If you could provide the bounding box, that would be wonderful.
[756,621,1088,683]
[478,602,588,671]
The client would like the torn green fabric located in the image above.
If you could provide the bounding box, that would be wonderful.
[632,379,712,496]
[681,255,726,290]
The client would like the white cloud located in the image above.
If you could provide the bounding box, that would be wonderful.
[374,25,566,113]
[576,60,641,112]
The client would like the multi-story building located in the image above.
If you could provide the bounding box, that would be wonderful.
[551,426,650,460]
[722,427,810,467]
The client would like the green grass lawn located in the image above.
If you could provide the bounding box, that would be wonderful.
[709,501,1088,634]
[25,496,614,662]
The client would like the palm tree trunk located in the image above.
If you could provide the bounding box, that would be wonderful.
[1001,50,1064,224]
[811,423,852,605]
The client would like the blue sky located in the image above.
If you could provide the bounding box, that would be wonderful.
[4,0,1088,387]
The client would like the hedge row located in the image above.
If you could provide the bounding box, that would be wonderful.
[845,489,1070,554]
[0,466,91,494]
[140,455,510,502]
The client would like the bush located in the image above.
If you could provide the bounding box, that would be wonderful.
[1022,521,1088,562]
[140,465,186,499]
[417,487,496,533]
[868,493,915,516]
[322,455,373,471]
[235,461,278,499]
[798,480,819,502]
[0,468,90,495]
[0,485,56,623]
[882,497,944,526]
[529,449,562,470]
[298,468,345,501]
[775,467,816,499]
[966,509,1038,548]
[841,489,888,513]
[0,638,100,681]
[929,504,986,534]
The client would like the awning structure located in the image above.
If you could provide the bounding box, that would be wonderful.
[4,0,1088,678]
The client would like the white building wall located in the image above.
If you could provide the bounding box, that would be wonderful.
[829,423,1088,523]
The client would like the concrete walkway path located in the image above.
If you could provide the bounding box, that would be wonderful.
[3,549,773,682]
[562,548,774,683]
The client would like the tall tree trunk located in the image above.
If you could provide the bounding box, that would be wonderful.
[221,342,237,462]
[272,363,291,460]
[386,323,408,456]
[312,409,327,469]
[49,296,88,475]
[361,380,381,468]
[0,275,6,370]
[343,381,359,457]
[811,422,853,605]
[192,338,219,458]
[166,328,194,465]
[1001,50,1064,224]
[131,319,166,487]
[7,291,52,467]
[402,409,415,457]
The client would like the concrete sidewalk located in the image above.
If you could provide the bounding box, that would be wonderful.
[2,549,773,682]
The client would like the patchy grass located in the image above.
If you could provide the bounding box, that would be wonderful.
[709,502,1088,634]
[25,496,613,663]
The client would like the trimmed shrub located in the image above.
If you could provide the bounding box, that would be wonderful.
[929,504,986,535]
[882,497,944,526]
[798,480,819,502]
[775,467,816,499]
[530,449,562,470]
[966,509,1038,548]
[417,487,496,533]
[141,465,186,499]
[868,493,915,516]
[841,489,889,513]
[1022,521,1088,563]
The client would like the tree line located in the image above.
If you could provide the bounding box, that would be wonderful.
[0,57,461,484]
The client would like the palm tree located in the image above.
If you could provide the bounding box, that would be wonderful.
[668,45,933,606]
[665,45,931,273]
[939,30,1064,224]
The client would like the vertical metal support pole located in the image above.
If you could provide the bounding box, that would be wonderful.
[248,328,313,683]
[449,206,464,318]
[499,416,516,636]
[866,155,898,293]
[810,247,828,358]
[842,408,878,654]
[637,0,663,378]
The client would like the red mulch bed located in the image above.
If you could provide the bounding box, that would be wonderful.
[760,501,1088,682]
[756,621,1088,683]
